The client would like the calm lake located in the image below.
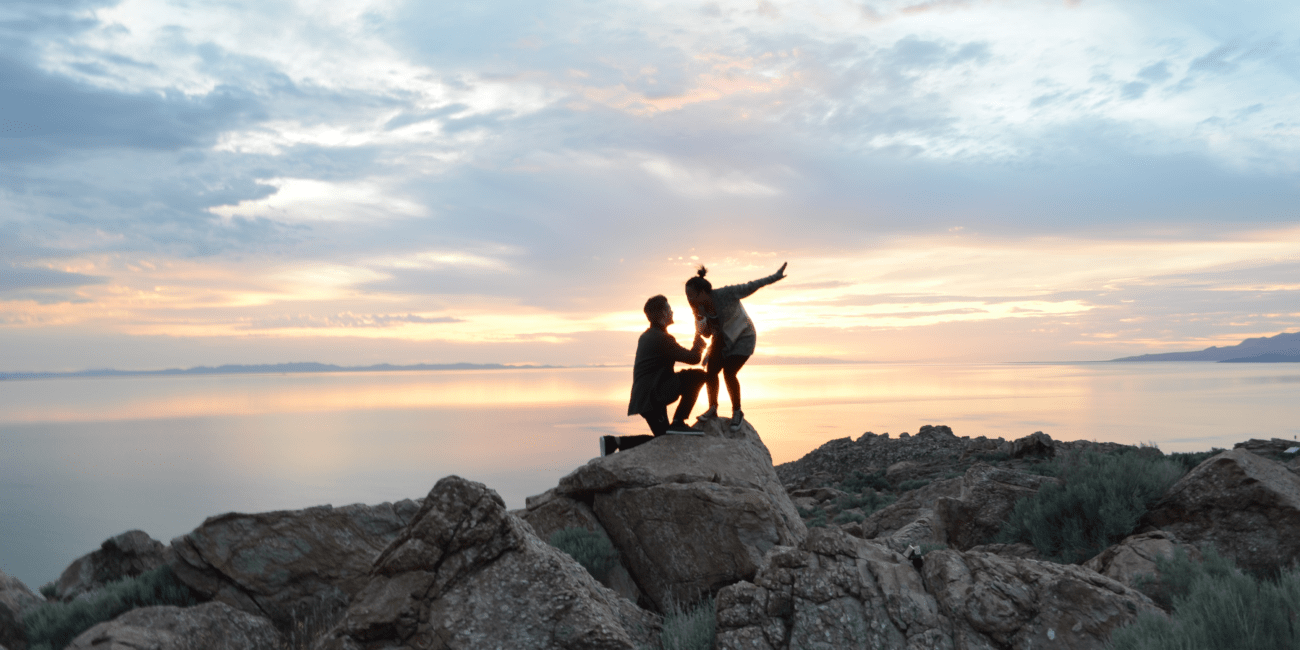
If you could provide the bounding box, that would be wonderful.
[3,362,1299,589]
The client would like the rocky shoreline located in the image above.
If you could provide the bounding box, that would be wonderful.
[3,421,1299,649]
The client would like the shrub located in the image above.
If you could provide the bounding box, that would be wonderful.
[839,470,889,494]
[918,542,947,556]
[24,564,198,650]
[803,508,827,528]
[896,479,931,492]
[39,582,56,600]
[549,527,619,582]
[660,596,715,650]
[974,452,1010,463]
[1166,449,1223,473]
[996,450,1183,564]
[1109,546,1300,650]
[835,488,896,516]
[833,510,865,524]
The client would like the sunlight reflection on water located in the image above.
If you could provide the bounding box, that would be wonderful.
[2,362,1299,588]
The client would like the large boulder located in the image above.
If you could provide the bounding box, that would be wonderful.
[935,462,1060,550]
[168,498,421,631]
[843,463,1056,552]
[65,601,281,650]
[715,527,1159,650]
[316,476,660,650]
[548,417,806,611]
[1083,530,1199,590]
[518,489,645,606]
[0,570,41,650]
[55,529,167,602]
[1143,448,1300,575]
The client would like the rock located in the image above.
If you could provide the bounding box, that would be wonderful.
[847,477,962,551]
[65,601,282,650]
[715,527,1158,650]
[935,462,1060,550]
[1143,448,1300,575]
[1083,530,1198,589]
[518,488,646,606]
[317,475,660,650]
[1,570,41,650]
[966,543,1041,560]
[550,417,806,611]
[1010,431,1055,459]
[168,498,421,631]
[1234,437,1299,457]
[55,529,167,602]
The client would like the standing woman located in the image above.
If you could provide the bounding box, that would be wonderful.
[685,262,787,430]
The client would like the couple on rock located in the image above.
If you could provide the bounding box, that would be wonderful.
[600,262,788,456]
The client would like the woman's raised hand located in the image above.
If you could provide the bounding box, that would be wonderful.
[775,262,787,279]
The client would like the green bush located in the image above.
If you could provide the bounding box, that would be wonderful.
[1166,449,1223,473]
[997,450,1183,564]
[839,470,889,494]
[549,527,619,582]
[835,488,896,516]
[39,582,56,600]
[24,564,199,650]
[833,510,865,525]
[800,507,827,528]
[1109,547,1300,650]
[660,596,715,650]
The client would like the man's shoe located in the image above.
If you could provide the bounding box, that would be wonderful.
[729,410,744,431]
[600,435,619,456]
[699,405,718,419]
[666,420,703,435]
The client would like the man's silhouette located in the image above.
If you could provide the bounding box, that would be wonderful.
[600,294,707,456]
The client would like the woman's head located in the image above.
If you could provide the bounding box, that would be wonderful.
[684,265,712,304]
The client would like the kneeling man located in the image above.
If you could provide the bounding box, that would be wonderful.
[600,295,707,456]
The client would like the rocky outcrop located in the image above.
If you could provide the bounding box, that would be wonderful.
[715,527,1159,650]
[1083,530,1198,589]
[547,417,806,611]
[519,489,645,605]
[935,463,1060,550]
[840,462,1055,553]
[0,570,40,650]
[1143,448,1300,575]
[55,529,167,602]
[1009,431,1055,459]
[168,498,421,631]
[65,601,281,650]
[317,476,660,650]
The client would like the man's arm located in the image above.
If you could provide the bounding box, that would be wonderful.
[661,331,705,365]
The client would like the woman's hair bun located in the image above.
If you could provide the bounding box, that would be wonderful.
[696,265,708,278]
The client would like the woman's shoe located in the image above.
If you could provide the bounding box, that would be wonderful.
[729,409,744,431]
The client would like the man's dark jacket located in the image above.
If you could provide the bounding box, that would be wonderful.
[627,326,703,416]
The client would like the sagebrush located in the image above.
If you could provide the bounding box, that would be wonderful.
[661,596,715,650]
[549,527,619,582]
[1109,546,1300,650]
[24,564,198,650]
[997,448,1183,563]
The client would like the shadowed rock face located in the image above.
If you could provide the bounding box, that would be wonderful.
[65,601,282,650]
[545,417,806,612]
[1143,448,1300,576]
[715,527,1159,650]
[55,530,166,602]
[167,499,421,631]
[1,569,41,650]
[317,475,660,650]
[518,490,645,606]
[1083,530,1199,591]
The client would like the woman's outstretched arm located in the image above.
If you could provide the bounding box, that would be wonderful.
[723,262,788,299]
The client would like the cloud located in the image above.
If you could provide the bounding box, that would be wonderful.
[236,312,463,330]
[0,264,105,293]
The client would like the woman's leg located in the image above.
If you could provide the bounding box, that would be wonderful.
[705,348,722,409]
[722,355,750,412]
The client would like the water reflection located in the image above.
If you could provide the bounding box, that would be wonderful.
[3,363,1300,589]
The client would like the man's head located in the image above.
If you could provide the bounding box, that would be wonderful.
[644,294,673,327]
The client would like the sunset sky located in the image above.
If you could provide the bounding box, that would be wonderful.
[3,0,1299,371]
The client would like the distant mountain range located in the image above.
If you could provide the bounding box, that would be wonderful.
[1112,331,1300,362]
[0,362,558,380]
